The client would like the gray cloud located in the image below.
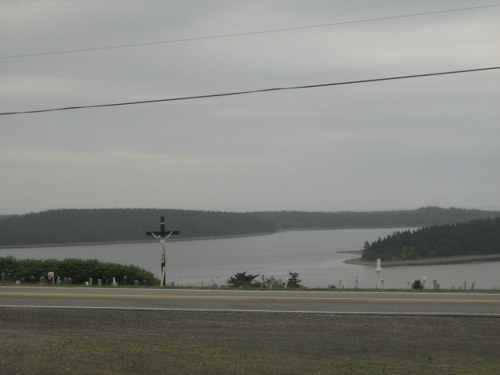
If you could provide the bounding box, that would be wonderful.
[1,1,499,214]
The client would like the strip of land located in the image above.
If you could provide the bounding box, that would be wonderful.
[343,252,500,267]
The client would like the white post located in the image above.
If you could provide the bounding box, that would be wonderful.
[376,258,382,289]
[160,238,167,287]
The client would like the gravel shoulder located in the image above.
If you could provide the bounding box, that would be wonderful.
[1,307,499,374]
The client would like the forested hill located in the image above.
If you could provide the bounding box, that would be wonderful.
[0,209,276,247]
[361,217,500,261]
[252,207,500,229]
[0,207,498,247]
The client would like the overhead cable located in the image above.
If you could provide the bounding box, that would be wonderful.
[1,67,498,116]
[1,4,499,59]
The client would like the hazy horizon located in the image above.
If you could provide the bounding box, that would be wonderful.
[2,204,500,217]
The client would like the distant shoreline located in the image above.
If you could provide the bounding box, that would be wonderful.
[0,227,418,249]
[0,232,276,249]
[343,253,500,267]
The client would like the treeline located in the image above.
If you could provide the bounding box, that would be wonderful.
[253,207,499,229]
[0,256,157,285]
[0,207,498,247]
[362,217,500,261]
[0,208,276,246]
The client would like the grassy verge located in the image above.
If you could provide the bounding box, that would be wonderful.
[1,308,499,374]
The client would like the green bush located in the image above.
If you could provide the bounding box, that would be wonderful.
[0,256,158,285]
[226,271,260,288]
[226,271,299,289]
[411,279,423,289]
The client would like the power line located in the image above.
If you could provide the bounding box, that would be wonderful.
[1,67,498,116]
[1,4,498,59]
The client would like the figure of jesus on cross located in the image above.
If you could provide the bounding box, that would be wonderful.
[146,216,180,287]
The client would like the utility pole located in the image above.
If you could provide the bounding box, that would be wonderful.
[146,216,179,287]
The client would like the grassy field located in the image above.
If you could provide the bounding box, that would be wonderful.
[1,307,499,374]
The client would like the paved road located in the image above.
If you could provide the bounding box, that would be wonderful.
[1,286,499,315]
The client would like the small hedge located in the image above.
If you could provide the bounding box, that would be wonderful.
[0,256,158,285]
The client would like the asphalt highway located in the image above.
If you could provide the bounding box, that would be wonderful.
[1,286,499,315]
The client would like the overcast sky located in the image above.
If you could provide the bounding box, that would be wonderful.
[1,0,499,215]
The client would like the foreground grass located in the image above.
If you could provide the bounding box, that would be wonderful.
[1,308,499,375]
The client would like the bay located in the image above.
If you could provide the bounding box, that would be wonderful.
[1,228,499,289]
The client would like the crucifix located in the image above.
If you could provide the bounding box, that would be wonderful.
[146,216,180,287]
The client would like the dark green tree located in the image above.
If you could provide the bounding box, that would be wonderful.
[411,280,423,290]
[286,271,302,289]
[227,271,260,288]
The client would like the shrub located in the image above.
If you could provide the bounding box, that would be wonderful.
[226,271,260,288]
[0,257,157,285]
[411,279,423,289]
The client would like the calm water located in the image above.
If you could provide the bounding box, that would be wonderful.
[1,228,499,289]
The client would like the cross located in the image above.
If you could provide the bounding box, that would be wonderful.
[146,216,180,287]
